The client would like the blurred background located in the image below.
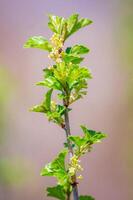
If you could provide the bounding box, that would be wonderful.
[0,0,133,199]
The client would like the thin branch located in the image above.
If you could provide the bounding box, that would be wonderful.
[63,100,79,200]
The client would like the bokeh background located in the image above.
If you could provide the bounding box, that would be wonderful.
[0,0,133,199]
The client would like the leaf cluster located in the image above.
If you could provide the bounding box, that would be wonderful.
[48,14,92,40]
[24,14,93,124]
[69,126,106,157]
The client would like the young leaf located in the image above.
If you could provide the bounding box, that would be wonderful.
[81,125,106,144]
[63,54,84,64]
[40,149,69,188]
[68,136,86,148]
[45,89,53,111]
[66,14,93,38]
[24,36,52,52]
[30,89,53,113]
[47,185,66,200]
[48,15,65,35]
[30,104,47,113]
[68,126,106,157]
[64,45,89,64]
[79,195,95,200]
[67,65,92,90]
[37,76,63,91]
[66,14,78,36]
[46,104,66,125]
[69,45,89,55]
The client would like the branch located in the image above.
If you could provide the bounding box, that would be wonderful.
[63,99,79,200]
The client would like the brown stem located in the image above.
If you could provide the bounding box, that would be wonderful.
[63,100,79,200]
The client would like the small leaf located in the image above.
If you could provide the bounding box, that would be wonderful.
[48,15,65,35]
[69,136,86,148]
[47,185,66,200]
[70,45,89,55]
[81,125,107,143]
[56,105,66,116]
[45,89,53,111]
[37,77,63,91]
[30,89,53,114]
[30,104,46,113]
[40,149,66,176]
[66,14,79,36]
[66,14,93,38]
[41,149,69,188]
[67,65,92,90]
[64,45,89,64]
[63,54,84,64]
[24,36,52,51]
[79,195,95,200]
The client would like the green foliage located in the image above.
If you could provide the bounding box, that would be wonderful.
[24,13,106,200]
[79,196,95,200]
[69,126,106,156]
[41,149,71,191]
[48,14,92,40]
[66,14,93,39]
[37,69,63,91]
[47,104,66,124]
[30,89,53,113]
[24,36,52,51]
[47,185,66,200]
[66,45,89,55]
[81,126,106,144]
[30,89,65,125]
[36,62,92,105]
[63,44,90,64]
[48,15,66,35]
[62,53,84,64]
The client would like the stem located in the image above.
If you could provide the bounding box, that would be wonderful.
[63,100,79,200]
[66,192,70,200]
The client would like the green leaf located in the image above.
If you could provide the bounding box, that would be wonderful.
[30,104,47,113]
[30,89,53,113]
[24,36,52,52]
[63,54,84,64]
[67,65,92,90]
[41,149,69,188]
[53,62,67,85]
[37,76,63,91]
[45,89,53,111]
[64,45,89,64]
[68,136,86,148]
[48,15,65,35]
[47,14,92,39]
[38,66,64,91]
[66,14,79,36]
[68,126,106,156]
[47,104,66,125]
[69,45,89,55]
[81,125,107,144]
[66,14,93,38]
[40,149,67,175]
[56,105,66,116]
[30,94,65,125]
[47,185,66,200]
[79,195,95,200]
